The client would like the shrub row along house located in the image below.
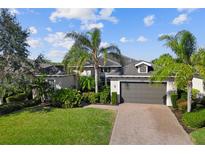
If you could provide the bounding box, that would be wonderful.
[39,54,205,107]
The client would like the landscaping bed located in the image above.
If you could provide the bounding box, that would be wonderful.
[171,107,205,144]
[171,108,194,134]
[0,106,116,144]
[170,89,205,144]
[190,128,205,145]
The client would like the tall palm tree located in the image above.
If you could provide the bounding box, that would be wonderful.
[151,30,205,112]
[65,28,121,93]
[63,46,91,89]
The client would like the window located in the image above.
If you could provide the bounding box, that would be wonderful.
[47,79,55,89]
[138,64,148,73]
[101,68,111,73]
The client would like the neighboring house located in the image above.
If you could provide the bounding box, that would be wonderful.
[35,63,77,90]
[106,60,205,106]
[192,77,205,96]
[78,58,122,77]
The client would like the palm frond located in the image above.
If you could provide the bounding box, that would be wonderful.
[63,46,91,74]
[99,44,121,66]
[66,31,92,49]
[158,34,174,41]
[191,48,205,66]
[195,65,205,79]
[90,28,101,51]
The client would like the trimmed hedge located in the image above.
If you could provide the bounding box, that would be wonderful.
[6,93,28,103]
[170,92,178,108]
[182,109,205,128]
[0,100,40,115]
[111,92,117,105]
[99,86,110,104]
[99,92,110,104]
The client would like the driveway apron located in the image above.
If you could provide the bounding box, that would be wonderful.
[110,103,192,145]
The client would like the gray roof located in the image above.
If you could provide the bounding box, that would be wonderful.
[84,57,122,68]
[38,64,66,75]
[123,60,153,75]
[107,53,138,66]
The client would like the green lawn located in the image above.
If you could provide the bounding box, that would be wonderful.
[0,106,116,145]
[191,128,205,145]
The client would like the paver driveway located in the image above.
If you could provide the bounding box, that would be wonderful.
[110,103,192,145]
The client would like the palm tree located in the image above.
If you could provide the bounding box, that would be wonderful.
[65,28,121,93]
[151,30,205,112]
[63,46,91,89]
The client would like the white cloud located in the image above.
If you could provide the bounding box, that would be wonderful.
[158,32,176,37]
[46,27,52,32]
[100,42,110,48]
[119,37,132,43]
[46,50,66,58]
[9,9,20,15]
[44,32,74,49]
[49,8,118,24]
[177,8,198,13]
[172,14,188,25]
[98,8,118,23]
[27,38,41,48]
[50,8,96,22]
[29,26,38,34]
[136,36,148,43]
[81,22,104,30]
[144,15,155,27]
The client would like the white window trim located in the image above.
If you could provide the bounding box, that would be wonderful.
[135,61,151,67]
[137,65,148,73]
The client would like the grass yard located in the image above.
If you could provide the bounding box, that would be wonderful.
[191,128,205,145]
[0,106,116,145]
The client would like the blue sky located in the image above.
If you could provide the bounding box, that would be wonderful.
[12,8,205,62]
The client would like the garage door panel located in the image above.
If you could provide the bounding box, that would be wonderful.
[120,82,166,104]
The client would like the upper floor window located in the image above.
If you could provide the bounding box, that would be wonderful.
[138,64,148,73]
[135,61,152,74]
[101,67,111,73]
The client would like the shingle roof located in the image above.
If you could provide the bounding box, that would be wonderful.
[123,61,153,75]
[84,57,122,67]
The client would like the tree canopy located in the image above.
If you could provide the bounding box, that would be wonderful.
[151,30,205,112]
[64,28,121,92]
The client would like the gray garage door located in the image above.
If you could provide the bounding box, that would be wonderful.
[120,82,166,104]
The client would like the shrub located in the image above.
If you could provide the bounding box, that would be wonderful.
[88,92,99,104]
[170,92,178,108]
[182,109,205,128]
[6,93,28,103]
[178,100,187,113]
[79,76,95,92]
[200,96,205,105]
[0,100,40,115]
[176,98,187,112]
[180,92,187,100]
[99,86,110,104]
[192,89,200,100]
[178,89,200,100]
[51,88,82,108]
[82,92,90,103]
[111,92,117,105]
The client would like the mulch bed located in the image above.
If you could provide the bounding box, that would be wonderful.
[171,108,195,134]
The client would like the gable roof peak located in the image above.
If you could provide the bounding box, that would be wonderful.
[134,61,152,67]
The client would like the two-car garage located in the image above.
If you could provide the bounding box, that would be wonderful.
[120,82,167,104]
